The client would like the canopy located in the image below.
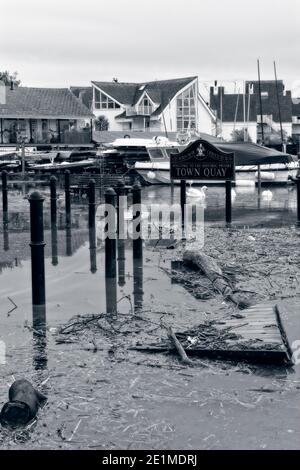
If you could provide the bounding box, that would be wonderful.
[213,141,293,166]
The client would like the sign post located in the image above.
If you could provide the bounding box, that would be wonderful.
[171,139,235,225]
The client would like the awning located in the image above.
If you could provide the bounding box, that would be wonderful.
[214,142,293,166]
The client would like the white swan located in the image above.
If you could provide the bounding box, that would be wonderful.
[186,184,208,199]
[262,190,273,200]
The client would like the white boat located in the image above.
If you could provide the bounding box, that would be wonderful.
[29,159,96,172]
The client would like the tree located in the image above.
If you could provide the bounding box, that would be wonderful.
[94,115,109,131]
[230,128,252,143]
[0,70,21,87]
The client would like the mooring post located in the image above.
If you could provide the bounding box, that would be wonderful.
[297,177,300,225]
[105,188,117,313]
[2,170,8,226]
[257,164,262,196]
[225,180,232,225]
[88,179,97,272]
[88,179,96,229]
[50,175,57,227]
[132,182,143,259]
[180,179,186,237]
[29,192,46,306]
[64,170,71,228]
[117,238,126,286]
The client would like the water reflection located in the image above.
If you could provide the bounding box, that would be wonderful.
[105,237,117,314]
[32,305,47,371]
[133,241,144,312]
[89,225,97,274]
[117,238,125,287]
[51,223,58,266]
[66,226,72,257]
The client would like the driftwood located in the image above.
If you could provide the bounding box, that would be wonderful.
[183,250,252,309]
[167,326,194,366]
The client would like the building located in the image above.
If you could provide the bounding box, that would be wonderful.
[89,77,215,134]
[209,85,258,142]
[0,84,94,146]
[210,80,294,144]
[292,98,300,148]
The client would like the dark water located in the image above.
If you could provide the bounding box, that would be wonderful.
[0,185,299,449]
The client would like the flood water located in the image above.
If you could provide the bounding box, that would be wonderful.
[0,184,299,449]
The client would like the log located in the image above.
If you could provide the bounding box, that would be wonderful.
[167,326,194,366]
[0,379,47,428]
[183,250,252,309]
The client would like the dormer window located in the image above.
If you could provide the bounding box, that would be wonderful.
[94,88,120,109]
[137,95,153,115]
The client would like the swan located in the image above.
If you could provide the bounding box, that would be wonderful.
[186,183,208,199]
[262,190,273,200]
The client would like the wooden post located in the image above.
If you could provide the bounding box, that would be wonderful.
[66,226,72,257]
[132,182,142,258]
[50,176,57,227]
[117,238,125,287]
[180,179,186,231]
[116,180,126,237]
[225,180,232,225]
[21,142,25,179]
[29,192,45,306]
[297,177,300,226]
[2,170,8,227]
[51,223,58,266]
[257,164,262,196]
[105,188,117,314]
[65,170,71,228]
[88,179,97,273]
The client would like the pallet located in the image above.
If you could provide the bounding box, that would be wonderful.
[131,303,294,365]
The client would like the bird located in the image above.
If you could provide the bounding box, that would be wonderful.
[186,183,208,199]
[262,190,273,200]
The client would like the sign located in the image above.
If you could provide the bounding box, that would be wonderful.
[170,139,235,181]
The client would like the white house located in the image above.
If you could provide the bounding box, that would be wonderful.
[90,77,216,135]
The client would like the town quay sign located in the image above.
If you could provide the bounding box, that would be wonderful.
[170,139,235,181]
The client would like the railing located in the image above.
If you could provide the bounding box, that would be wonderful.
[125,106,153,117]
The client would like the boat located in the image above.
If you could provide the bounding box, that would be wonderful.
[29,158,96,172]
[133,139,299,185]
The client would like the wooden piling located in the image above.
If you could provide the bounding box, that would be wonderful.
[2,170,8,227]
[88,180,97,273]
[225,180,232,225]
[105,188,117,313]
[132,182,143,259]
[64,170,71,229]
[180,179,186,231]
[50,176,57,227]
[29,192,46,307]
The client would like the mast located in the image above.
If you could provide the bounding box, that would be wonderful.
[257,59,264,145]
[273,60,284,150]
[243,80,246,141]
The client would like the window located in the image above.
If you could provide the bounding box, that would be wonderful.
[261,91,268,99]
[137,95,153,115]
[176,83,197,131]
[148,149,164,159]
[94,88,120,109]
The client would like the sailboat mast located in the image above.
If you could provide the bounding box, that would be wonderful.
[273,60,284,150]
[257,59,264,145]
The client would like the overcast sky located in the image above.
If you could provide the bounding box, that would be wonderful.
[1,0,300,96]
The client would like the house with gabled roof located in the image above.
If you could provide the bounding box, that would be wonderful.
[0,84,94,146]
[90,76,216,134]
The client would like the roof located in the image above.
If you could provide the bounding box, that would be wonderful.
[92,77,197,115]
[0,87,93,119]
[70,86,93,110]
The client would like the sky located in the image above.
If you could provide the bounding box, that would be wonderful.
[1,0,300,97]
